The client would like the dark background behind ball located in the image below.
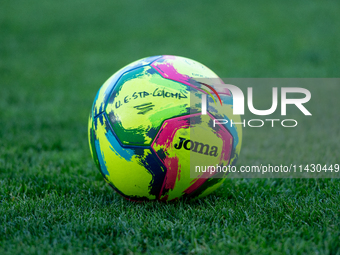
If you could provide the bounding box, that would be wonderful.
[1,0,339,254]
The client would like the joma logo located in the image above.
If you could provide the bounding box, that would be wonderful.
[174,137,218,157]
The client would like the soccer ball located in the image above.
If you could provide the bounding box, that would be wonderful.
[88,55,242,201]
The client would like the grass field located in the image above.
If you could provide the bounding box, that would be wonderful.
[1,0,340,254]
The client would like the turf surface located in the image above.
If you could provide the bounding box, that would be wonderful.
[1,0,340,254]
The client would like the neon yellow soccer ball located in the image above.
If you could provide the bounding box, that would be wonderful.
[88,55,242,201]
